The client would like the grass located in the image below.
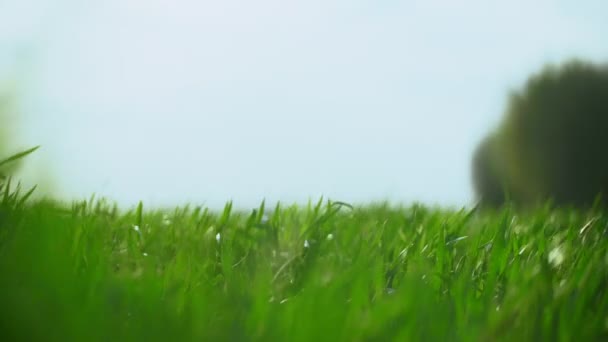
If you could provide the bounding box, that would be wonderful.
[1,150,608,341]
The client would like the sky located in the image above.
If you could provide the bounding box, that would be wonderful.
[1,0,607,209]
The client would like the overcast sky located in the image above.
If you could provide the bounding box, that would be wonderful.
[1,0,607,209]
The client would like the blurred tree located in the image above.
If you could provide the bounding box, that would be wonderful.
[0,82,54,199]
[473,60,608,207]
[471,134,508,206]
[0,84,21,174]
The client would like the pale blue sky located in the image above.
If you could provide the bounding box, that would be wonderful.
[1,0,607,209]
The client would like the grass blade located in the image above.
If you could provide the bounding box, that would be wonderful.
[0,146,40,169]
[16,185,37,208]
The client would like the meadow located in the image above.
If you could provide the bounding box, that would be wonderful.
[1,150,607,341]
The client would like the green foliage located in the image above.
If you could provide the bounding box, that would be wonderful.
[0,146,39,211]
[1,196,607,341]
[0,145,40,170]
[0,89,18,173]
[473,60,608,207]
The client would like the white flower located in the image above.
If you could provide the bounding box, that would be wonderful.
[215,232,221,243]
[304,240,310,248]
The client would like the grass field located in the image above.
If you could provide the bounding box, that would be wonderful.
[1,154,608,341]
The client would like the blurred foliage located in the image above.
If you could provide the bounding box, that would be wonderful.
[472,134,508,206]
[473,60,608,208]
[0,196,607,341]
[0,80,56,199]
[0,86,19,174]
[0,146,39,215]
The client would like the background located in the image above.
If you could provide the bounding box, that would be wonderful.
[1,0,607,209]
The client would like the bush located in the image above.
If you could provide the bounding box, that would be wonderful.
[473,60,608,207]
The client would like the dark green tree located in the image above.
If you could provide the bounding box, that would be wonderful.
[473,60,608,207]
[471,134,507,206]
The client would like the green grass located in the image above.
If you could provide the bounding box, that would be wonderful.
[1,151,608,341]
